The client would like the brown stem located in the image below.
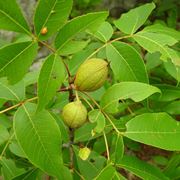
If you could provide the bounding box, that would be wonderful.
[45,175,51,180]
[0,86,72,114]
[57,86,72,92]
[38,40,72,83]
[85,35,132,61]
[0,97,38,114]
[121,99,135,116]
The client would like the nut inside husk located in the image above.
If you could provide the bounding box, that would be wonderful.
[62,100,87,128]
[74,58,108,92]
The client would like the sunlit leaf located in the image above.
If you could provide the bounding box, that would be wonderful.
[0,78,25,101]
[37,54,65,111]
[143,24,180,40]
[100,82,160,113]
[133,32,179,66]
[0,41,38,84]
[14,103,65,178]
[0,0,30,34]
[125,113,180,150]
[34,0,73,40]
[106,42,148,83]
[55,12,108,52]
[114,3,155,34]
[93,22,113,42]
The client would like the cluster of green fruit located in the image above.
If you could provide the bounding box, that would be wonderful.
[62,58,108,128]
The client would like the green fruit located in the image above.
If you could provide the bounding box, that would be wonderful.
[62,101,87,128]
[74,58,108,92]
[79,147,91,160]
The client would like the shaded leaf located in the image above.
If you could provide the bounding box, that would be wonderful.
[152,84,180,102]
[51,113,69,143]
[88,109,106,133]
[0,114,12,129]
[0,157,25,180]
[0,124,9,145]
[74,121,113,143]
[0,0,30,34]
[12,169,39,180]
[94,164,116,180]
[163,100,180,115]
[0,41,38,84]
[74,148,99,180]
[164,60,180,82]
[106,42,148,83]
[34,0,72,40]
[100,82,160,113]
[117,155,169,180]
[133,32,179,66]
[37,54,65,111]
[145,52,162,71]
[125,112,180,150]
[112,171,127,180]
[74,123,96,143]
[114,3,155,34]
[110,133,124,163]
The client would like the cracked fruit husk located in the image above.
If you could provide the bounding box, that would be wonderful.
[74,58,108,92]
[62,101,87,128]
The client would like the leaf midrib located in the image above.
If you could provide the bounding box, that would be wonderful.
[37,0,58,36]
[38,55,57,109]
[0,42,34,73]
[102,86,158,110]
[134,33,173,59]
[109,44,138,81]
[117,164,162,180]
[0,10,30,35]
[57,13,106,50]
[0,82,20,101]
[22,105,60,174]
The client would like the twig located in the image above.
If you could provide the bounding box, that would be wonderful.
[121,99,135,116]
[80,96,94,110]
[0,133,15,160]
[38,40,56,53]
[0,97,38,114]
[0,86,73,114]
[75,91,80,101]
[38,40,72,81]
[103,131,110,161]
[85,35,132,61]
[79,91,121,134]
[74,169,85,180]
